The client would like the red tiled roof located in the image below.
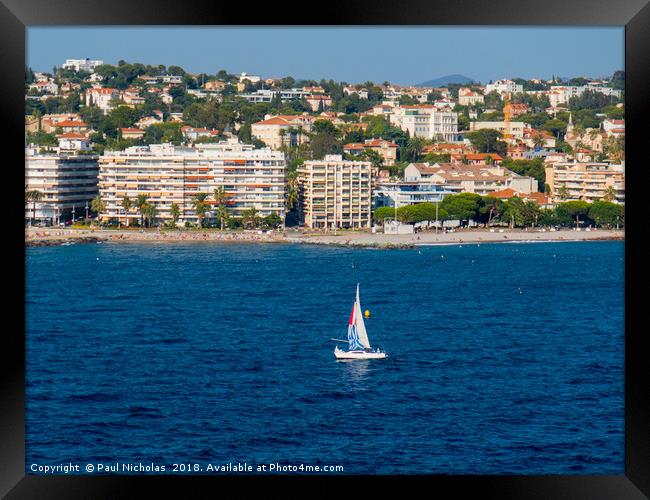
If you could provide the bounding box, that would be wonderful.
[91,88,119,94]
[451,153,503,161]
[522,192,550,204]
[254,117,292,126]
[58,132,87,140]
[491,188,518,198]
[56,120,88,127]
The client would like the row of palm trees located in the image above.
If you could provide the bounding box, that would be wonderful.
[25,189,43,225]
[114,188,232,229]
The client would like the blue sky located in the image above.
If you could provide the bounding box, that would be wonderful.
[28,26,624,85]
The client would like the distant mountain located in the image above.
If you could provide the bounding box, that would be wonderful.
[416,74,474,87]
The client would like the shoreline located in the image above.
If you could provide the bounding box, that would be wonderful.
[26,227,625,248]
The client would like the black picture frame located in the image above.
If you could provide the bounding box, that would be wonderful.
[2,0,648,497]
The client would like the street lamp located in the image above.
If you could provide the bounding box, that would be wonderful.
[85,201,89,221]
[72,205,76,224]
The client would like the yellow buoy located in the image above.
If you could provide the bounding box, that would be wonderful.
[364,310,370,318]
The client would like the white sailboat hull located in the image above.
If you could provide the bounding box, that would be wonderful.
[334,346,387,360]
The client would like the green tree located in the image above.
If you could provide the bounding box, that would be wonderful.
[25,190,43,225]
[602,185,616,202]
[170,203,180,226]
[588,201,624,228]
[440,193,482,225]
[556,200,591,228]
[263,213,282,229]
[502,197,525,228]
[401,136,426,163]
[309,119,341,159]
[135,194,150,227]
[373,206,397,224]
[121,195,132,227]
[556,185,570,201]
[465,129,506,154]
[477,196,504,226]
[191,192,210,228]
[142,202,157,227]
[242,207,261,229]
[91,194,106,223]
[213,187,230,230]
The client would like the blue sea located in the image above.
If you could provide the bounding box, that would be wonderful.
[25,241,625,474]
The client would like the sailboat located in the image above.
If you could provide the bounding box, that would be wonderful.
[333,284,387,360]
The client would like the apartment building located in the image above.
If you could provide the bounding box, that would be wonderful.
[298,155,372,229]
[343,139,398,166]
[62,58,104,73]
[251,114,312,149]
[547,85,622,107]
[458,88,484,106]
[85,87,121,113]
[390,105,458,142]
[404,162,537,196]
[485,79,524,95]
[545,162,625,204]
[25,149,99,222]
[374,182,454,209]
[98,139,286,224]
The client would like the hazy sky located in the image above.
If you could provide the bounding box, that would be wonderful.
[28,26,624,85]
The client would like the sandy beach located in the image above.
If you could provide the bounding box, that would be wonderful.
[26,227,624,248]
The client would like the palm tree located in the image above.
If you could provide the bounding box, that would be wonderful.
[135,194,149,227]
[142,202,157,228]
[361,149,384,173]
[26,190,43,226]
[90,194,105,225]
[284,171,301,228]
[603,185,616,202]
[170,203,180,226]
[557,185,570,201]
[121,195,132,227]
[532,131,545,149]
[213,187,229,230]
[242,207,260,229]
[191,192,209,228]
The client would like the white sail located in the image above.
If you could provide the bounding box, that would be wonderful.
[354,284,371,349]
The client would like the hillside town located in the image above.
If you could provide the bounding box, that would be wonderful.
[25,58,625,233]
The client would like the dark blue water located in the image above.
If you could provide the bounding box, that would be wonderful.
[26,241,624,474]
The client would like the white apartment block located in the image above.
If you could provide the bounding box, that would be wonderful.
[545,162,625,204]
[25,149,99,222]
[62,58,104,73]
[548,85,623,107]
[239,73,261,83]
[485,79,524,95]
[251,115,312,150]
[98,139,286,224]
[298,155,372,229]
[404,162,537,196]
[390,105,458,142]
[85,87,121,113]
[458,88,484,106]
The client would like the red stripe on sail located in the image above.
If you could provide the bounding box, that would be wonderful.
[348,304,356,325]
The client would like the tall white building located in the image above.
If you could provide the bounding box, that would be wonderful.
[25,149,99,223]
[298,155,372,229]
[485,79,524,95]
[98,139,286,224]
[62,58,104,73]
[390,105,458,142]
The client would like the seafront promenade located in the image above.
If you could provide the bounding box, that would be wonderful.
[25,227,625,248]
